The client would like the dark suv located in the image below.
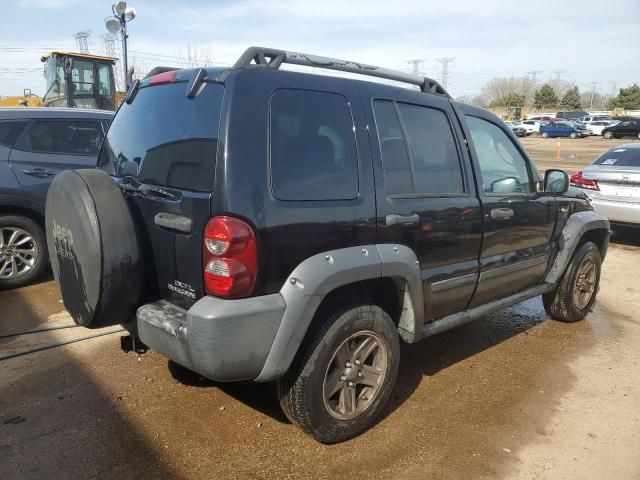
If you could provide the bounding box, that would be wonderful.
[0,107,112,288]
[46,47,609,443]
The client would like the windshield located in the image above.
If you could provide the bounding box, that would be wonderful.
[594,147,640,167]
[98,81,224,192]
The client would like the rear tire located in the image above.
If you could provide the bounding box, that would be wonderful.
[277,303,400,443]
[0,215,48,290]
[543,242,601,323]
[541,132,549,138]
[603,130,613,139]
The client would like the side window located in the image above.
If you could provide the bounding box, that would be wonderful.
[270,89,358,201]
[372,101,413,195]
[0,121,27,147]
[373,100,464,195]
[27,120,103,155]
[465,116,534,194]
[97,64,112,96]
[398,104,464,194]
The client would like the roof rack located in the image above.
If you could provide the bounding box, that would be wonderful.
[223,46,450,98]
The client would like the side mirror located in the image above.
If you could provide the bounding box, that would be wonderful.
[544,169,569,194]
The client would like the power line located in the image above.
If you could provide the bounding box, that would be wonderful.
[435,57,456,90]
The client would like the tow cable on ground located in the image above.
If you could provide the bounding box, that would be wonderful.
[0,329,125,362]
[0,324,79,339]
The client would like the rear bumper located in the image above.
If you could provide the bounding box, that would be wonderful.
[134,294,286,382]
[590,197,640,225]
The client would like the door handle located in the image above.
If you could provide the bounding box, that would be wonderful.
[490,208,514,220]
[385,213,420,226]
[21,168,55,177]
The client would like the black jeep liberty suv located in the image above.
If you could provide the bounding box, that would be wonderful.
[46,47,609,443]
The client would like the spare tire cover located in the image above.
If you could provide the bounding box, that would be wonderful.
[46,169,143,328]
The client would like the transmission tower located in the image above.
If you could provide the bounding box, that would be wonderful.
[101,33,117,58]
[73,30,92,54]
[527,70,542,82]
[435,57,455,90]
[407,58,427,75]
[589,82,599,110]
[551,69,566,81]
[609,81,618,96]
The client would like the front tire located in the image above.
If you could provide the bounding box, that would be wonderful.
[569,131,578,139]
[0,215,48,289]
[277,303,400,443]
[543,242,602,323]
[541,132,549,138]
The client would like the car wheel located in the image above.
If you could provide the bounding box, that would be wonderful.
[569,131,578,139]
[543,242,601,323]
[541,132,549,138]
[637,132,640,140]
[0,215,49,290]
[277,303,400,443]
[603,130,613,139]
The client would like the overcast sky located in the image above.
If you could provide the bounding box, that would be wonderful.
[1,0,638,97]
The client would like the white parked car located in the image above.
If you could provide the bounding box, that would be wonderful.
[587,120,621,136]
[520,119,542,133]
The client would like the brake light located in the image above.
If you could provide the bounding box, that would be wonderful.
[570,171,599,191]
[203,216,257,298]
[147,70,177,86]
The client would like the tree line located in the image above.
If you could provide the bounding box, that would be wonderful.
[457,78,640,111]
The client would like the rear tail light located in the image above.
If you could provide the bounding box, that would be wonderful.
[570,171,599,191]
[203,216,257,298]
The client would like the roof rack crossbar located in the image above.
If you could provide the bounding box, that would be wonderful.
[227,46,450,98]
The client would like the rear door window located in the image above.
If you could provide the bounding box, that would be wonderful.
[25,120,103,155]
[98,82,224,192]
[373,100,464,195]
[0,121,27,147]
[269,89,358,201]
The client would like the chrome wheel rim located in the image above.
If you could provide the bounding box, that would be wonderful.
[0,227,38,280]
[573,256,597,310]
[322,331,388,420]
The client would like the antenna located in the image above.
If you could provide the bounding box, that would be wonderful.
[435,57,456,90]
[73,30,92,54]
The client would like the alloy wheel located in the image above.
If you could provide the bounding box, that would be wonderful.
[322,331,388,420]
[0,227,38,280]
[573,256,597,310]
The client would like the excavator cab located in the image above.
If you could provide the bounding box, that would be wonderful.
[41,52,117,110]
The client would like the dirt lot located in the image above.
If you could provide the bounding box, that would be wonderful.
[1,139,639,480]
[520,135,640,174]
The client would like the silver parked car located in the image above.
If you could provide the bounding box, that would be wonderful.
[570,143,640,226]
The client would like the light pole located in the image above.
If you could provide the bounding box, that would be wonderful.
[105,1,136,89]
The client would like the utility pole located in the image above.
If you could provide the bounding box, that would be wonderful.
[406,58,427,75]
[589,82,599,110]
[435,57,455,90]
[73,30,91,54]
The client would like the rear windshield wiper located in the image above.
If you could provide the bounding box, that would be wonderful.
[120,177,179,201]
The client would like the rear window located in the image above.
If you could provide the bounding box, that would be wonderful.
[98,82,224,192]
[594,148,640,167]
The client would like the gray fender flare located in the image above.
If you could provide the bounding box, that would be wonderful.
[254,244,423,382]
[545,210,610,285]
